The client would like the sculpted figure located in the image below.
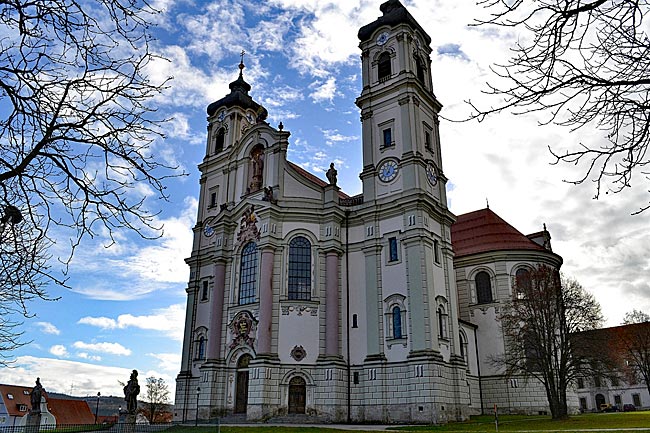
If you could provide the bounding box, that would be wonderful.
[123,370,140,415]
[30,377,44,413]
[326,163,337,186]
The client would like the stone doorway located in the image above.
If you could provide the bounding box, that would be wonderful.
[595,393,605,410]
[235,354,251,414]
[288,376,306,414]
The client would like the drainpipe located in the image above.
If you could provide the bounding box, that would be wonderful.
[345,210,351,423]
[474,329,484,415]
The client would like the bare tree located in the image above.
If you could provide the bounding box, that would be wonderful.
[142,377,171,423]
[0,0,177,361]
[496,265,604,419]
[616,310,650,397]
[471,1,650,213]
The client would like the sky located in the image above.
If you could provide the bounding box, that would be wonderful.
[2,0,649,403]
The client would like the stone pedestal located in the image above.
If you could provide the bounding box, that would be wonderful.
[25,413,41,433]
[123,414,136,433]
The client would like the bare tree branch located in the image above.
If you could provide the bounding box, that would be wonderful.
[0,0,182,364]
[471,0,650,213]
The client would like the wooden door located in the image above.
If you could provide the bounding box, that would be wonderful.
[234,354,251,414]
[288,377,306,414]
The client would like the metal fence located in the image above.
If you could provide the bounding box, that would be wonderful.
[0,423,174,433]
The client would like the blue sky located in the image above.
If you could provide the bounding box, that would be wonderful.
[2,0,650,401]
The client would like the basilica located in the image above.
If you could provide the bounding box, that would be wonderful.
[173,0,570,423]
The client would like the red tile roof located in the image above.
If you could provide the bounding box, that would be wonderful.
[287,162,350,199]
[451,208,546,258]
[0,384,44,416]
[47,398,95,425]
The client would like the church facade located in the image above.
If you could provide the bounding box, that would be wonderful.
[173,0,570,423]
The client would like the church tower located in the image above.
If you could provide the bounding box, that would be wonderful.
[356,0,447,207]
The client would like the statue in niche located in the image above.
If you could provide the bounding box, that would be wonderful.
[262,186,277,204]
[249,147,264,192]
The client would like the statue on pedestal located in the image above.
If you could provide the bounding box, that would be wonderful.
[123,370,140,415]
[30,378,44,414]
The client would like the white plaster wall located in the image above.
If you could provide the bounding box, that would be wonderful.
[347,249,368,364]
[471,306,503,376]
[277,311,319,363]
[283,169,321,199]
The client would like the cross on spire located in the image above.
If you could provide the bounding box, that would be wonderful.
[238,50,246,78]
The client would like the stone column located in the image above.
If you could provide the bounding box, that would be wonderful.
[325,250,340,357]
[364,245,384,360]
[179,285,196,372]
[207,260,226,360]
[258,246,275,354]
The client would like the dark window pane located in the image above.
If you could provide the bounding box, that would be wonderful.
[383,128,392,147]
[288,236,311,300]
[388,237,398,262]
[239,242,257,305]
[215,128,225,153]
[378,52,391,82]
[476,271,493,303]
[392,306,402,338]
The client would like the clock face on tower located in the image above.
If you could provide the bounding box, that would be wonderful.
[426,163,438,186]
[378,160,398,182]
[376,32,389,46]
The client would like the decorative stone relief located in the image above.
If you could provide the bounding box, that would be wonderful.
[228,311,257,350]
[281,304,318,316]
[236,205,260,244]
[290,345,306,362]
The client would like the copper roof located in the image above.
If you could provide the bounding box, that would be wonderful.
[451,208,546,258]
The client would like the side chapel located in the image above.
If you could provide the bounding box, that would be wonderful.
[174,0,573,423]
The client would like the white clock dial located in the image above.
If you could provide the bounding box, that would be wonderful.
[376,32,389,46]
[203,225,215,237]
[426,164,438,186]
[378,160,398,182]
[217,111,226,121]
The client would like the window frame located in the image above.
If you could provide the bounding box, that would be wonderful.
[287,236,312,301]
[377,51,392,82]
[238,242,258,305]
[475,271,493,304]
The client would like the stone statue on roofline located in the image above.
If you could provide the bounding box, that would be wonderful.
[326,162,337,186]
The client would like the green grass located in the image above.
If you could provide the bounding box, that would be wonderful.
[165,411,650,433]
[390,411,650,431]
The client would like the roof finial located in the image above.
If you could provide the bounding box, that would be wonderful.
[238,50,246,78]
[486,197,489,209]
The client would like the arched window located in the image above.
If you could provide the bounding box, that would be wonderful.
[215,127,225,153]
[437,306,448,338]
[515,268,532,299]
[378,52,391,82]
[459,331,469,364]
[288,236,311,300]
[392,306,402,339]
[475,271,493,304]
[239,242,257,305]
[197,336,205,359]
[415,55,425,84]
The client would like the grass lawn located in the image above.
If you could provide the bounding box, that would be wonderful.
[390,411,650,431]
[166,411,650,433]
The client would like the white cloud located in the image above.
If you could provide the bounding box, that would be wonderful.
[78,304,186,341]
[72,341,132,356]
[0,356,133,398]
[309,77,338,103]
[148,352,181,372]
[77,352,102,362]
[49,345,68,357]
[36,322,61,335]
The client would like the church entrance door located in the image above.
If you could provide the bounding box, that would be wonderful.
[595,393,606,410]
[235,354,251,414]
[288,376,306,414]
